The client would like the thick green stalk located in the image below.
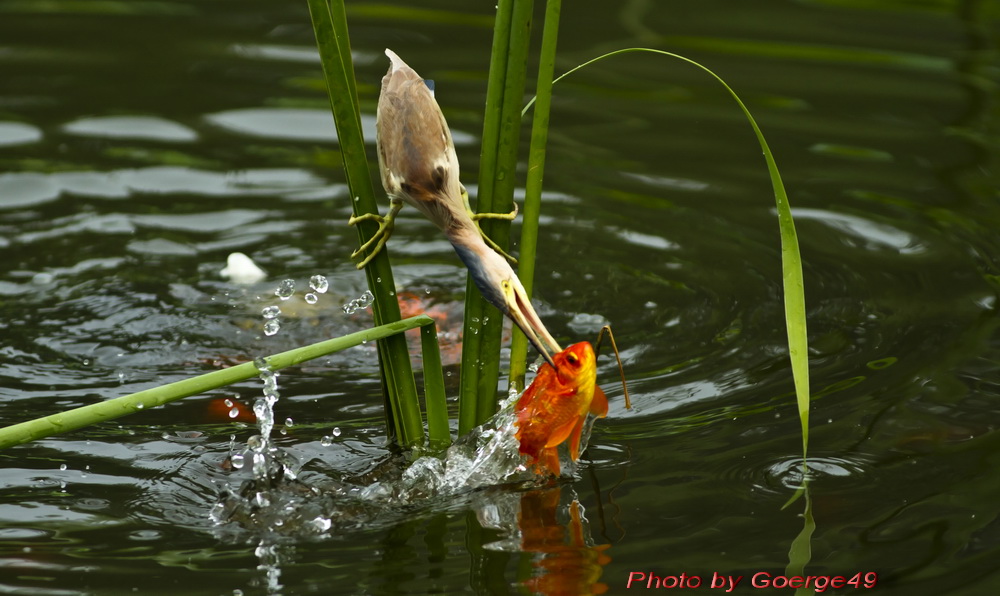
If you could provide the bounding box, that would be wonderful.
[509,0,561,392]
[459,0,535,433]
[458,0,515,435]
[308,0,422,446]
[0,316,438,450]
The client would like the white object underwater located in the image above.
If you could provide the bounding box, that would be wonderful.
[220,252,267,284]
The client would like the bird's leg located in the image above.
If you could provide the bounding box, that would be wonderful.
[461,187,519,264]
[348,198,403,270]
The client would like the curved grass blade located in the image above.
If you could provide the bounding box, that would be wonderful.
[524,48,811,456]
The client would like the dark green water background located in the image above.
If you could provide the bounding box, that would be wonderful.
[2,0,1000,594]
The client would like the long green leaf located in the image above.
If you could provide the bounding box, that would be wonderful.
[307,0,422,446]
[524,48,811,455]
[0,316,438,450]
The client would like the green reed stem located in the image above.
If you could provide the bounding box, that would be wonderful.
[458,0,534,434]
[0,316,443,450]
[509,0,561,392]
[307,0,422,446]
[420,323,450,447]
[524,48,811,457]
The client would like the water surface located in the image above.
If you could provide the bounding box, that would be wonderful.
[2,0,999,594]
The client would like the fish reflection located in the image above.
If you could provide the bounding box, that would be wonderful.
[518,487,611,596]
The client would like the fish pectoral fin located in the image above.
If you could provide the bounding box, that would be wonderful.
[543,416,578,450]
[589,386,609,418]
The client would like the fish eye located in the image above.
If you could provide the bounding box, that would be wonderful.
[566,352,579,366]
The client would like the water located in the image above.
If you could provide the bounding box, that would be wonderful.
[2,0,999,594]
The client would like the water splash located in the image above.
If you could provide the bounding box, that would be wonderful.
[342,290,374,314]
[359,397,548,504]
[211,390,601,540]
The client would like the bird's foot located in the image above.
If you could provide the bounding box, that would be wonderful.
[470,201,518,222]
[348,203,400,269]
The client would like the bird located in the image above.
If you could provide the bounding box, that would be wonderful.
[350,48,561,366]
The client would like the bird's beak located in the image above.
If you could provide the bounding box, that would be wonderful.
[501,279,560,368]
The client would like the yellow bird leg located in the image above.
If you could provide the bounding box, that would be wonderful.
[461,187,519,265]
[348,199,403,270]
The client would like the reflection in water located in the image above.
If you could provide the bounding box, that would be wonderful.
[517,487,611,596]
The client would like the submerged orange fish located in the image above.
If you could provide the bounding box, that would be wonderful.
[515,342,611,476]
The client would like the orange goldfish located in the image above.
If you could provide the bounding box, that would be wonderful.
[515,342,610,476]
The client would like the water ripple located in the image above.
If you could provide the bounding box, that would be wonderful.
[723,453,875,497]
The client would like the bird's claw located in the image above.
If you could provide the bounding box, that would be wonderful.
[348,202,401,270]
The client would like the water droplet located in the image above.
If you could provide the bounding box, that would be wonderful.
[309,275,329,293]
[262,305,281,319]
[320,436,332,446]
[135,403,144,410]
[275,279,295,300]
[229,407,240,419]
[284,417,293,427]
[230,454,244,469]
[332,427,341,437]
[263,319,280,336]
[224,398,234,408]
[253,357,269,371]
[304,292,318,304]
[310,516,332,532]
[342,290,375,314]
[59,464,67,471]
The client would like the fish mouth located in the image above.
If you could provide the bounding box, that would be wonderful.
[501,279,560,368]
